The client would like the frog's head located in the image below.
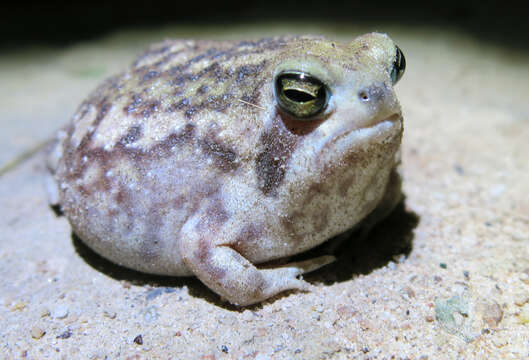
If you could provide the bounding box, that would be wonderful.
[255,33,405,203]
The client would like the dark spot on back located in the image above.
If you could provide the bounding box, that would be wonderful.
[95,102,111,126]
[166,123,196,147]
[200,136,239,172]
[140,100,160,118]
[146,122,196,158]
[235,63,264,83]
[120,125,143,145]
[197,84,209,95]
[124,94,143,114]
[204,95,231,112]
[142,70,159,82]
[169,98,190,112]
[124,92,160,119]
[76,102,91,120]
[185,107,198,119]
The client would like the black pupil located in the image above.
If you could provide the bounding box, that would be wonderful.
[284,89,316,103]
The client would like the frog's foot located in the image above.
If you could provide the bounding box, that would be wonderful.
[180,235,334,306]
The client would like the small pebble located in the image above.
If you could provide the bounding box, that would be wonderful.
[52,305,69,319]
[30,326,45,339]
[425,315,434,322]
[514,295,529,307]
[491,336,508,348]
[439,263,447,269]
[481,301,503,327]
[401,286,415,299]
[103,309,117,319]
[517,305,529,324]
[12,302,26,311]
[40,308,50,318]
[519,272,529,285]
[133,334,143,345]
[56,330,72,339]
[314,304,325,313]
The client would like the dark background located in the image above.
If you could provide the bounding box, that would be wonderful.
[2,0,528,50]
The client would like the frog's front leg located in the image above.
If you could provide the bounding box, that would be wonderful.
[179,221,333,306]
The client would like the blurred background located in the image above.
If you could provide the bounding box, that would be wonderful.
[2,0,528,50]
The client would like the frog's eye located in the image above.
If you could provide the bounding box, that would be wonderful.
[274,71,329,119]
[390,46,406,85]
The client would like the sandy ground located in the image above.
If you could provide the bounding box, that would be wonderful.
[1,24,528,359]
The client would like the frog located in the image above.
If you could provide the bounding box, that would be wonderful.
[47,32,406,306]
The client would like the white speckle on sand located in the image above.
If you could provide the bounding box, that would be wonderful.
[52,305,69,319]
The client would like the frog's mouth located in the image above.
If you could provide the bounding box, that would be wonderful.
[322,113,402,154]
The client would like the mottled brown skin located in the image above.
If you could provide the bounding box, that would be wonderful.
[48,33,404,305]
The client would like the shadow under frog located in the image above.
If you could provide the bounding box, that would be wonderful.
[69,198,418,310]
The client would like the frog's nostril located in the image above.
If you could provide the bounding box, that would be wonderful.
[359,91,369,101]
[358,84,387,103]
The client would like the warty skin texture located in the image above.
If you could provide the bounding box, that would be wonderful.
[48,32,405,305]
